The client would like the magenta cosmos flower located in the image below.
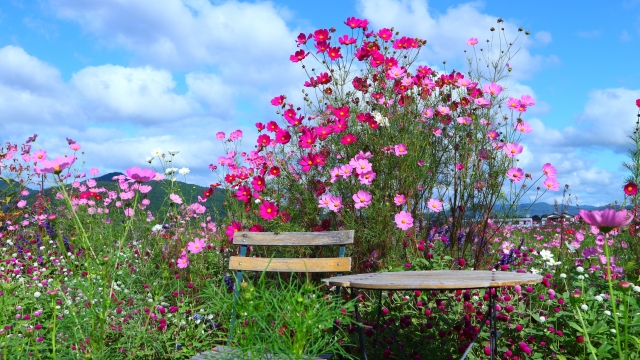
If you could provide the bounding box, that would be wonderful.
[34,156,76,175]
[542,163,557,178]
[579,209,633,234]
[507,167,524,182]
[126,167,158,183]
[259,201,278,220]
[624,182,638,196]
[395,211,414,230]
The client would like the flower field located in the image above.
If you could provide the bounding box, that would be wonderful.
[3,15,640,360]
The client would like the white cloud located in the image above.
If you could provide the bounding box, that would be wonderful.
[355,0,554,81]
[71,65,194,123]
[0,45,65,96]
[533,31,552,46]
[576,30,601,39]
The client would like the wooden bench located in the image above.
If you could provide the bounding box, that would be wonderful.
[194,230,354,359]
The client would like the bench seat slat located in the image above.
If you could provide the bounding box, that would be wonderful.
[232,231,354,246]
[229,256,351,272]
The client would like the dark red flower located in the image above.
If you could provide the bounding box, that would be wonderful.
[624,182,638,196]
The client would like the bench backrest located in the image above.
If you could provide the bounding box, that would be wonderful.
[229,230,354,273]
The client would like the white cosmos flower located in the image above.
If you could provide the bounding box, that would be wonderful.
[146,156,154,164]
[547,259,561,266]
[165,167,178,175]
[151,148,163,157]
[168,150,180,156]
[178,167,190,175]
[539,249,553,260]
[372,111,389,126]
[530,267,540,274]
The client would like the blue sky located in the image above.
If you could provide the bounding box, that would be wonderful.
[1,0,639,206]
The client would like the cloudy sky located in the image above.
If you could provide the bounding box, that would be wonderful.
[1,0,639,206]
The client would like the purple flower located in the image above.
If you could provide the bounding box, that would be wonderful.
[582,246,598,258]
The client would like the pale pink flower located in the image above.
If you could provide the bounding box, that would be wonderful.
[579,209,633,234]
[520,95,535,107]
[170,194,183,204]
[395,211,414,230]
[126,167,157,183]
[436,105,451,116]
[483,82,503,96]
[457,116,472,125]
[351,158,372,174]
[393,194,406,206]
[506,97,520,109]
[542,163,557,178]
[338,164,354,178]
[542,177,559,191]
[187,238,206,254]
[358,171,376,185]
[387,65,406,79]
[318,194,331,208]
[69,143,81,151]
[17,200,27,208]
[327,195,343,212]
[90,167,99,175]
[474,98,491,107]
[352,190,372,209]
[124,208,134,217]
[466,37,478,46]
[503,142,523,158]
[433,128,442,136]
[427,198,443,212]
[423,108,434,118]
[515,121,532,133]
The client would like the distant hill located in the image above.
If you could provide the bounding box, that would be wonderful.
[22,176,229,221]
[517,202,623,217]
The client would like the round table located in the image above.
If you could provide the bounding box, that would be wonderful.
[323,270,542,360]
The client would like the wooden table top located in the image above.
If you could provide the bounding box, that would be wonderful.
[322,270,542,290]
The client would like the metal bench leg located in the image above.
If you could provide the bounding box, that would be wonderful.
[461,288,496,360]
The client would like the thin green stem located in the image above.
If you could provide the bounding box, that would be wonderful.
[625,291,630,358]
[51,296,57,360]
[575,304,598,360]
[604,239,623,358]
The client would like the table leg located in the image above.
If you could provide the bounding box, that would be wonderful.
[352,288,369,360]
[489,288,500,360]
[373,290,382,360]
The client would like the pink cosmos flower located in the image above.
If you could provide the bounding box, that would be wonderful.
[32,149,46,161]
[124,208,134,217]
[327,195,343,212]
[176,255,189,269]
[89,167,99,175]
[542,177,560,191]
[318,194,332,208]
[503,142,523,158]
[34,156,77,175]
[187,238,206,254]
[338,164,354,179]
[455,163,464,171]
[506,167,524,182]
[483,82,503,96]
[486,130,499,141]
[216,132,225,140]
[395,211,414,230]
[340,133,357,145]
[338,34,357,45]
[393,194,406,206]
[515,121,532,133]
[436,105,451,116]
[506,98,520,109]
[474,98,491,108]
[351,158,372,174]
[358,171,376,185]
[126,167,157,183]
[259,201,278,220]
[427,198,443,212]
[229,130,243,140]
[289,49,309,62]
[520,95,535,107]
[70,143,81,151]
[457,116,472,125]
[251,176,265,192]
[394,144,407,156]
[433,128,442,136]
[542,163,557,178]
[387,66,406,79]
[169,194,183,204]
[353,190,372,209]
[423,108,434,118]
[579,209,633,234]
[17,200,27,208]
[466,38,478,46]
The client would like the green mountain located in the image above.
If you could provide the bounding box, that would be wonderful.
[22,172,229,221]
